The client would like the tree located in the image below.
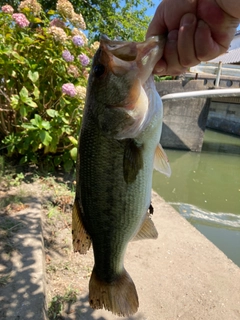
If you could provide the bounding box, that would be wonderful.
[0,0,154,41]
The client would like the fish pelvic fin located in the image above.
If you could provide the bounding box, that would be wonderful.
[154,143,171,177]
[89,267,139,317]
[133,211,158,241]
[72,198,91,254]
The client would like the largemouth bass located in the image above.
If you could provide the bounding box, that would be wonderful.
[72,35,171,317]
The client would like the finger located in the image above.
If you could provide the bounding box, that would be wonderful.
[195,19,226,61]
[196,1,239,60]
[163,30,188,75]
[146,0,197,39]
[178,13,200,67]
[146,3,166,39]
[153,59,167,75]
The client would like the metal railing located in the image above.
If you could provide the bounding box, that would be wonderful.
[161,88,240,101]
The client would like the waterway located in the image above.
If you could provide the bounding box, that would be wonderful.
[153,129,240,267]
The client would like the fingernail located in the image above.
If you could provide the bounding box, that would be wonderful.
[181,13,196,26]
[154,66,165,74]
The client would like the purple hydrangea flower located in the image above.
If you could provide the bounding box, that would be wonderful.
[72,35,84,47]
[62,83,76,97]
[78,53,89,66]
[12,13,30,28]
[62,50,74,62]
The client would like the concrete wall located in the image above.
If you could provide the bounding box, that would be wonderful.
[207,101,240,136]
[193,74,240,136]
[156,80,210,152]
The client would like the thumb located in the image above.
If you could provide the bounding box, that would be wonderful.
[146,4,167,38]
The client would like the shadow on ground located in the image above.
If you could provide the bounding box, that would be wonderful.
[0,189,46,320]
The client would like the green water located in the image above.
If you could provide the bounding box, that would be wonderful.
[153,129,240,267]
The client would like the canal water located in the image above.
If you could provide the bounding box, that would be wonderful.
[153,129,240,267]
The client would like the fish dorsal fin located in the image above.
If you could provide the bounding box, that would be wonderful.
[133,213,158,241]
[123,139,143,184]
[154,143,171,177]
[72,198,91,254]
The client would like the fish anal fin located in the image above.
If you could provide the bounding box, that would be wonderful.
[123,139,143,184]
[89,267,139,316]
[133,214,158,241]
[72,198,91,254]
[154,143,171,177]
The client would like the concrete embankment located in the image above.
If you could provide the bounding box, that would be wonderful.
[1,189,240,320]
[156,78,240,152]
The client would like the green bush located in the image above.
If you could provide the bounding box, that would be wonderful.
[0,1,96,171]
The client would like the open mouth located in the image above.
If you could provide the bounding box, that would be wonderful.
[99,35,165,83]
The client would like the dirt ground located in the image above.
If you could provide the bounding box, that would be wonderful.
[40,176,95,319]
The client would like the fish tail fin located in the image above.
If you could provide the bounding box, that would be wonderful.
[89,267,139,316]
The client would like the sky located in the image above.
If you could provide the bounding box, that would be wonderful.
[145,1,159,18]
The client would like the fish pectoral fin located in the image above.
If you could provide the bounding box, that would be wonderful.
[154,143,171,177]
[123,139,143,184]
[132,213,158,241]
[72,198,91,254]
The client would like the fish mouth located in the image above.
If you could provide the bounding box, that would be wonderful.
[99,35,165,84]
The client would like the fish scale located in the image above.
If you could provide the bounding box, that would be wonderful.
[79,122,146,269]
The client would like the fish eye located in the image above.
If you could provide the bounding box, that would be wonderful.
[93,64,105,77]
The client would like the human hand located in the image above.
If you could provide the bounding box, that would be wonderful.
[146,0,240,75]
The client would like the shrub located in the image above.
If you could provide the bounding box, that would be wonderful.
[0,0,96,171]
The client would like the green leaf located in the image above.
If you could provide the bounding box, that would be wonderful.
[21,7,30,13]
[28,70,39,83]
[46,109,59,118]
[68,136,78,147]
[54,156,62,166]
[41,120,51,130]
[48,135,58,153]
[70,147,77,161]
[47,10,56,15]
[23,37,34,45]
[11,51,25,63]
[20,155,28,164]
[10,95,19,108]
[20,105,27,117]
[21,123,37,130]
[35,34,45,40]
[63,158,73,172]
[25,98,38,108]
[62,117,69,124]
[33,85,40,99]
[33,18,43,23]
[31,114,42,127]
[19,87,29,103]
[39,130,52,146]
